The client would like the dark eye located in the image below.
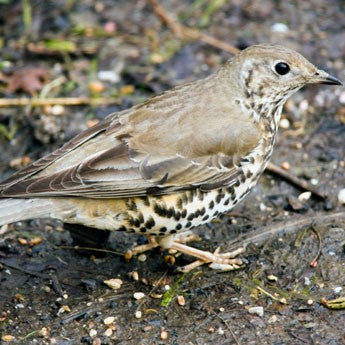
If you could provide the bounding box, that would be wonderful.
[274,62,290,75]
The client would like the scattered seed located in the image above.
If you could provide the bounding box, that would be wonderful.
[164,254,176,265]
[298,191,312,202]
[131,271,139,281]
[219,307,225,312]
[88,80,105,93]
[135,310,142,319]
[268,315,278,323]
[103,316,115,325]
[103,328,113,337]
[307,299,313,305]
[143,326,152,332]
[177,295,185,306]
[104,278,123,290]
[208,327,215,333]
[29,236,43,246]
[279,118,290,129]
[150,293,163,299]
[138,254,147,262]
[1,335,15,342]
[18,238,27,245]
[134,292,145,300]
[281,161,290,170]
[217,328,224,335]
[92,337,101,345]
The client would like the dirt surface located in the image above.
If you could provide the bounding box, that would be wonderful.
[0,1,345,344]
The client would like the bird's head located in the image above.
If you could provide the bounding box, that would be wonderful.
[231,44,342,104]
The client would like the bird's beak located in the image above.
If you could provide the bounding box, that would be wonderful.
[311,69,343,85]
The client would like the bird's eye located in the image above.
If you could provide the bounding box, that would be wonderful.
[274,62,290,75]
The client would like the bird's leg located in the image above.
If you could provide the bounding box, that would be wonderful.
[124,231,201,259]
[158,235,245,272]
[124,236,159,259]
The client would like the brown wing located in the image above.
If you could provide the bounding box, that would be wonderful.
[0,75,262,198]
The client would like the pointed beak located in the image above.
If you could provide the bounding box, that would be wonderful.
[311,69,343,86]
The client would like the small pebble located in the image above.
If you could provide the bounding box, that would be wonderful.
[279,118,290,129]
[304,277,311,286]
[138,254,147,262]
[103,316,115,325]
[267,274,278,282]
[271,22,289,33]
[334,286,343,294]
[133,292,145,300]
[307,299,314,305]
[268,315,278,323]
[51,105,65,116]
[160,330,168,340]
[219,307,225,312]
[248,306,264,317]
[338,189,345,204]
[310,178,318,185]
[98,70,120,83]
[135,310,142,319]
[217,328,225,335]
[89,329,97,337]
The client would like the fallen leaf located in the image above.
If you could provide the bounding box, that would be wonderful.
[7,67,48,95]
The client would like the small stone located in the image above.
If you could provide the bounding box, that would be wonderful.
[93,337,101,345]
[138,254,147,262]
[219,307,225,312]
[307,299,313,305]
[160,330,168,340]
[338,189,345,204]
[334,286,343,294]
[103,316,115,325]
[271,22,289,33]
[248,306,264,317]
[133,292,145,300]
[279,118,290,129]
[104,278,123,290]
[89,329,97,337]
[98,70,120,83]
[218,328,225,335]
[298,192,311,202]
[310,178,318,185]
[135,310,142,319]
[304,277,311,286]
[268,315,278,323]
[51,105,65,116]
[267,274,278,282]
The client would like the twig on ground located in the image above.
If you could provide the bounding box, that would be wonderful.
[0,97,119,108]
[149,0,239,55]
[266,162,326,199]
[56,245,124,256]
[309,226,323,267]
[227,211,345,251]
[212,310,240,345]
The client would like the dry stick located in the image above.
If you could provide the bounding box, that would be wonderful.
[266,162,326,199]
[57,245,124,256]
[309,225,322,267]
[212,311,240,345]
[149,0,239,55]
[0,97,119,108]
[227,211,345,251]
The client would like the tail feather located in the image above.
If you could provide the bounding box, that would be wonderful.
[0,198,56,226]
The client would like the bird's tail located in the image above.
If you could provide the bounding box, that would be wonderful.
[0,198,56,226]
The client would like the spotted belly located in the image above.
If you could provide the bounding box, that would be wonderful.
[59,161,263,236]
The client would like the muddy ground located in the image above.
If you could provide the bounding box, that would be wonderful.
[0,1,344,344]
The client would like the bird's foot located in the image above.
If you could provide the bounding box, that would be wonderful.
[165,242,245,272]
[124,231,200,260]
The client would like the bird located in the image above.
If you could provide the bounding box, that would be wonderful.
[0,44,342,271]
